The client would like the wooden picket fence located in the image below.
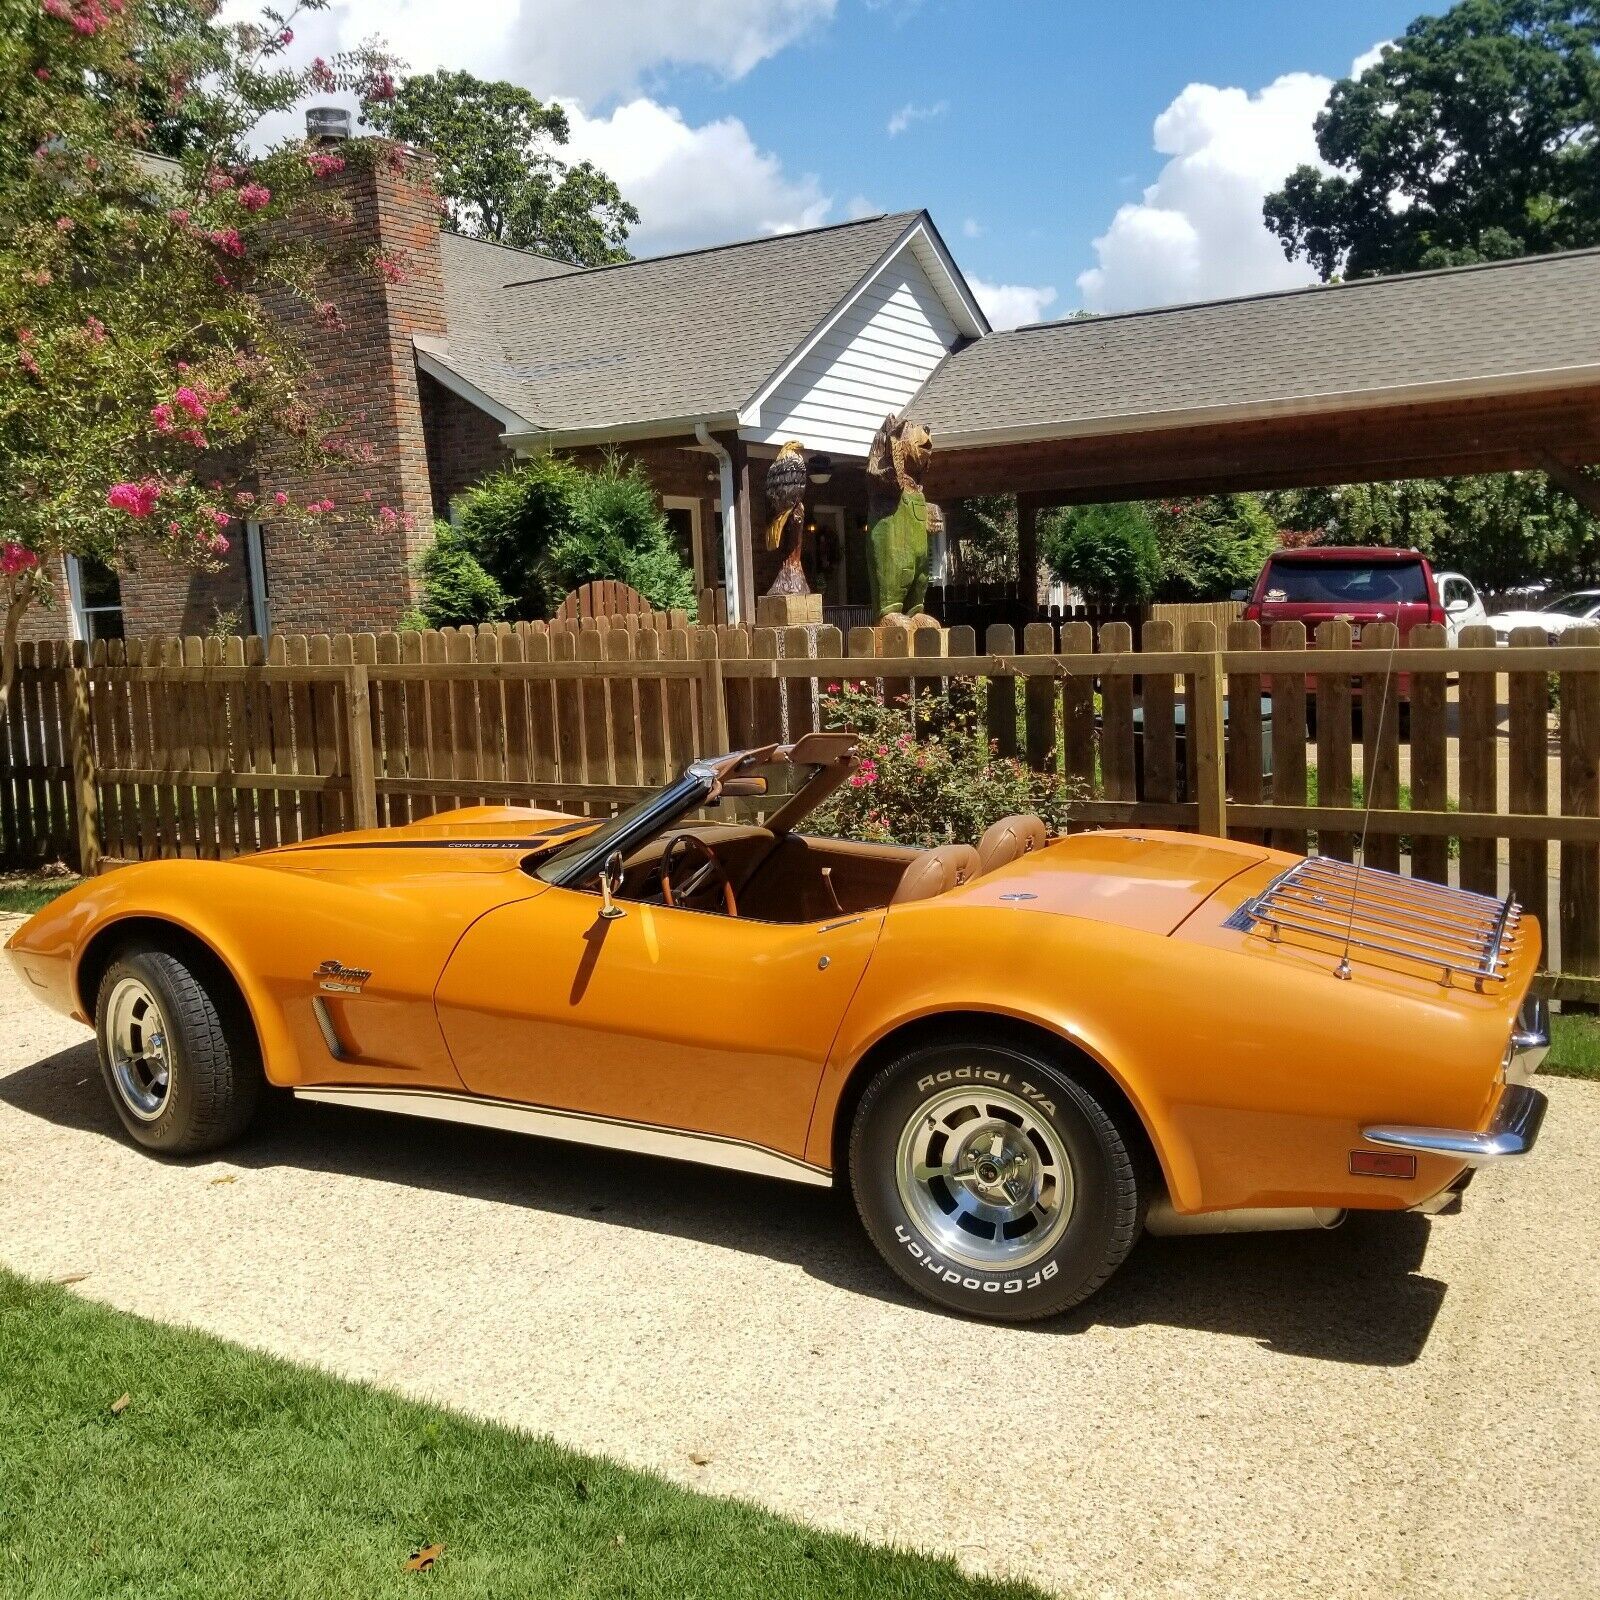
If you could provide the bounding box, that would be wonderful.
[4,615,1599,988]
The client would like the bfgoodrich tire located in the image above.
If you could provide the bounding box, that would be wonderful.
[94,948,262,1155]
[849,1037,1144,1321]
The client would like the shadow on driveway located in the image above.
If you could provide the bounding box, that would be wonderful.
[2,1041,1445,1367]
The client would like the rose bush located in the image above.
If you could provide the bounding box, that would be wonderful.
[812,680,1083,849]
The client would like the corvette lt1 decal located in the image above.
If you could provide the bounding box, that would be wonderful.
[315,959,372,994]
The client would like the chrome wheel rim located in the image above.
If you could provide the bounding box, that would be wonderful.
[895,1083,1074,1270]
[106,977,172,1122]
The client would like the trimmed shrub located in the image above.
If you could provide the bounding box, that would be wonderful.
[451,453,696,618]
[412,521,508,628]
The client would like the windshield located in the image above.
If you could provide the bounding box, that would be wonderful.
[1539,593,1600,618]
[535,770,711,887]
[1263,559,1428,605]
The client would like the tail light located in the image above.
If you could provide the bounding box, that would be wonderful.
[1243,599,1261,622]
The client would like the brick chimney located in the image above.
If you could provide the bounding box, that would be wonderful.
[257,120,447,634]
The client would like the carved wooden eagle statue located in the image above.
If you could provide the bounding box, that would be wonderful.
[764,440,810,595]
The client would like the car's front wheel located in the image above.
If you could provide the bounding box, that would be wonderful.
[95,948,262,1154]
[849,1037,1145,1321]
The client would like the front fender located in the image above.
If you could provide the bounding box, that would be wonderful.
[6,859,513,1092]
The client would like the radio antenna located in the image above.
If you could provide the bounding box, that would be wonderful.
[1337,613,1404,980]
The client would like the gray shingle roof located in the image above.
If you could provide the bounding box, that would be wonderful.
[910,249,1600,446]
[430,234,580,426]
[435,212,919,434]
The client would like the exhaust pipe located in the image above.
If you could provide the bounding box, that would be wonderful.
[1145,1200,1346,1237]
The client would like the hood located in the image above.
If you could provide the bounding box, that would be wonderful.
[245,806,600,875]
[946,830,1270,935]
[1486,610,1573,631]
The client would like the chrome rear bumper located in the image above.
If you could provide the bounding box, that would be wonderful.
[1364,1082,1548,1167]
[1508,994,1550,1083]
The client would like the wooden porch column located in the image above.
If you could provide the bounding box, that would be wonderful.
[697,494,721,587]
[1017,491,1043,620]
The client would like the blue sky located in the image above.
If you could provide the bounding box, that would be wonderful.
[274,0,1425,324]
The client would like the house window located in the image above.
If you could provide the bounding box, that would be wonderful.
[245,521,271,638]
[65,554,124,642]
[661,495,703,588]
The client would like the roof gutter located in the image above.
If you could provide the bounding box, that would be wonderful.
[695,422,746,626]
[919,362,1600,453]
[502,411,739,454]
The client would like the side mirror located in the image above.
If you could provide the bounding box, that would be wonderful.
[1446,597,1470,615]
[598,850,627,921]
[1230,589,1249,603]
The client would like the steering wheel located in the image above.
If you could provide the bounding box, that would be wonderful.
[660,833,738,917]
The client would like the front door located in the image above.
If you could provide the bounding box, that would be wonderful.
[434,886,884,1160]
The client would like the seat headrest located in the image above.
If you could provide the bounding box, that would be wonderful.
[976,814,1049,875]
[891,844,982,906]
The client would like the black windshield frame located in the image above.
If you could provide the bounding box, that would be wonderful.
[533,768,715,889]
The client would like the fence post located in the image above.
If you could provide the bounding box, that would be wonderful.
[1190,624,1227,838]
[345,664,379,832]
[699,648,730,754]
[66,644,101,875]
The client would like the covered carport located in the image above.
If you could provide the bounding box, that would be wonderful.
[911,247,1600,589]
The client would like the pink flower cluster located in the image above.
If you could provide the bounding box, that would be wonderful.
[308,497,335,514]
[308,57,337,92]
[305,150,345,179]
[1,544,40,576]
[314,301,345,331]
[847,757,879,790]
[237,183,271,213]
[83,315,106,344]
[373,254,406,285]
[107,480,161,518]
[41,0,122,37]
[207,228,244,258]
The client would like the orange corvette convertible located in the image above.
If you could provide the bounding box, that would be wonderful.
[7,732,1549,1321]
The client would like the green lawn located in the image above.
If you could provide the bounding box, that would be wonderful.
[0,872,80,916]
[1546,1010,1600,1082]
[0,1272,1042,1600]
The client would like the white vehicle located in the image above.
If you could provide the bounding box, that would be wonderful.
[1486,589,1600,644]
[1435,571,1488,643]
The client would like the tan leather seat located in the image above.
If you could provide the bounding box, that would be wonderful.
[891,843,982,906]
[976,813,1049,875]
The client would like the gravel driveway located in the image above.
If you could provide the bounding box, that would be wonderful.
[0,936,1595,1600]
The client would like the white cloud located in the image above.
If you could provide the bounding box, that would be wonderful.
[265,0,837,105]
[231,0,840,260]
[1076,70,1333,313]
[1351,41,1391,77]
[844,194,878,220]
[886,99,948,137]
[961,217,984,239]
[563,98,830,256]
[969,276,1057,330]
[1074,47,1384,315]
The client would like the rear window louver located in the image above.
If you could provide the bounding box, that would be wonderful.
[1227,857,1519,989]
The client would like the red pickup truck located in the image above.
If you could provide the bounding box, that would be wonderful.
[1240,546,1449,713]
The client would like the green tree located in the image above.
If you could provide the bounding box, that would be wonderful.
[0,0,398,710]
[1040,502,1162,605]
[412,521,507,627]
[1149,495,1279,601]
[1267,474,1600,589]
[361,68,637,265]
[1265,1,1600,280]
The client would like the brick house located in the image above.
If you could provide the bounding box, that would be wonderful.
[41,118,989,643]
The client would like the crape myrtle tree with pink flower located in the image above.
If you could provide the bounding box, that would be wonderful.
[0,0,410,714]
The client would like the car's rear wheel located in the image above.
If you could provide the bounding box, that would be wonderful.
[849,1037,1144,1321]
[95,948,261,1154]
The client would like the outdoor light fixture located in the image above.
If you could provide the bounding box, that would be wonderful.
[808,453,834,485]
